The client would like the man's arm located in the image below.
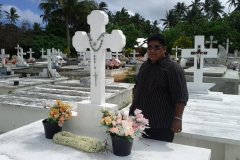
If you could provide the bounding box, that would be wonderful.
[171,102,185,133]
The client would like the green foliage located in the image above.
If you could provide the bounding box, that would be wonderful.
[174,35,192,49]
[124,48,133,57]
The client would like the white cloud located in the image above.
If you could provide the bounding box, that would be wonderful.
[2,5,42,25]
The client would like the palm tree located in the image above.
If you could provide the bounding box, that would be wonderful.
[160,10,178,30]
[98,1,108,12]
[204,0,224,20]
[227,0,240,12]
[39,0,98,56]
[4,7,20,24]
[173,2,187,20]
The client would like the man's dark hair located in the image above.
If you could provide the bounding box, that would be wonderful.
[147,34,166,46]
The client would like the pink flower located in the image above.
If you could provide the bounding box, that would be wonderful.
[134,109,142,115]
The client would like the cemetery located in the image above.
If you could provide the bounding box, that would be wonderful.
[0,0,240,160]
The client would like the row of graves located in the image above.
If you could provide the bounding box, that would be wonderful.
[0,11,240,160]
[0,11,211,160]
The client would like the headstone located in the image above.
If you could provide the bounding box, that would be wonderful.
[224,38,232,55]
[234,49,239,58]
[205,35,217,48]
[40,49,60,78]
[65,10,126,139]
[15,44,21,55]
[27,48,35,59]
[181,35,218,93]
[0,49,9,66]
[130,49,139,63]
[77,51,89,66]
[172,46,181,61]
[16,48,29,67]
[40,48,46,58]
[105,50,112,61]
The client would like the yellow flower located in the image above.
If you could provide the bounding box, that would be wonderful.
[104,116,112,125]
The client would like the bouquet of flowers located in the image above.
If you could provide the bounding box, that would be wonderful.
[100,108,149,140]
[45,100,72,127]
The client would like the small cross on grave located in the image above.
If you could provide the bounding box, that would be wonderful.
[27,48,35,59]
[1,49,9,66]
[130,49,139,63]
[181,36,218,93]
[106,50,112,61]
[172,46,181,61]
[205,35,217,48]
[15,44,21,56]
[72,10,126,105]
[19,48,26,61]
[224,38,232,54]
[40,48,46,57]
[42,49,52,70]
[112,52,122,59]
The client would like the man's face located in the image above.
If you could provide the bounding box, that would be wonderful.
[147,40,166,63]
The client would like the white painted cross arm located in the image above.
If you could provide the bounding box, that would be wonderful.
[104,30,126,52]
[72,32,90,52]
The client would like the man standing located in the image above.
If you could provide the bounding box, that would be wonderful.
[129,34,188,142]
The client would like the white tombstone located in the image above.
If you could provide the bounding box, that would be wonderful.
[205,35,217,48]
[181,36,218,93]
[27,48,35,59]
[172,46,181,61]
[111,51,122,59]
[40,48,46,58]
[65,10,126,139]
[0,49,9,66]
[130,49,139,63]
[234,49,239,58]
[16,48,29,67]
[40,49,60,78]
[15,44,21,55]
[225,38,232,55]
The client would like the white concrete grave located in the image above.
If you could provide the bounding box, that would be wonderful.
[0,120,211,160]
[0,49,9,66]
[205,35,217,48]
[181,36,218,94]
[67,10,126,139]
[130,49,139,63]
[172,46,181,61]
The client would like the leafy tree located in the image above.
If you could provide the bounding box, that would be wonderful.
[204,0,224,20]
[4,7,20,24]
[173,2,187,20]
[227,0,240,12]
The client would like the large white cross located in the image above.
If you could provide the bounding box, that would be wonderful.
[205,35,217,48]
[130,49,139,62]
[1,49,9,66]
[27,48,35,59]
[172,46,181,61]
[181,36,218,93]
[72,10,126,105]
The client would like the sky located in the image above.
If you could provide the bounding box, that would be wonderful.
[0,0,232,27]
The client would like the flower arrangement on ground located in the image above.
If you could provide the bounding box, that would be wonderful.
[45,100,72,127]
[100,108,149,141]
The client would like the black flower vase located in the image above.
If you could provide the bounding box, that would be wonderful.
[111,134,133,156]
[42,119,62,139]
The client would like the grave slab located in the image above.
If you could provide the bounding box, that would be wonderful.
[0,120,211,160]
